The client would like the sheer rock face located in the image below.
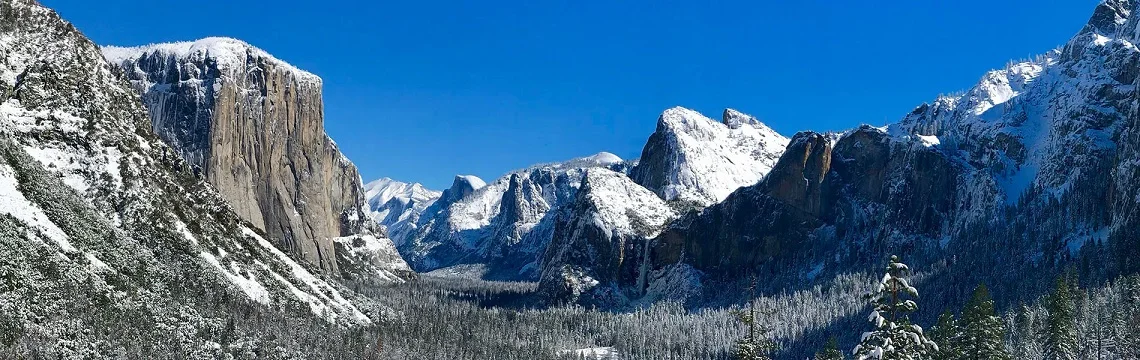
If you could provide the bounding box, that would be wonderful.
[102,38,368,273]
[650,126,961,279]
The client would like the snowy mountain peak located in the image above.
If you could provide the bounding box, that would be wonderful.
[630,106,790,206]
[454,174,487,191]
[722,108,768,131]
[580,151,623,165]
[1085,0,1133,36]
[101,37,320,84]
[364,177,440,209]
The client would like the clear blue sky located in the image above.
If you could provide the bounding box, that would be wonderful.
[44,0,1098,190]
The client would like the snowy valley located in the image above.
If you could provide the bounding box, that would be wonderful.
[5,0,1140,359]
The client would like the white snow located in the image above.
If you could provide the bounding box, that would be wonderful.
[85,252,111,271]
[917,135,940,147]
[199,251,271,304]
[101,37,321,84]
[363,177,441,244]
[559,346,620,359]
[578,152,624,165]
[332,234,410,283]
[644,106,789,206]
[577,169,677,238]
[242,227,372,324]
[0,163,76,253]
[173,220,199,246]
[456,174,487,190]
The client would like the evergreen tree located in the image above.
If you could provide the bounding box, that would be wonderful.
[928,310,960,360]
[814,336,845,360]
[1010,303,1042,360]
[852,255,937,360]
[958,284,1009,360]
[1044,276,1078,360]
[733,276,777,360]
[1115,275,1140,359]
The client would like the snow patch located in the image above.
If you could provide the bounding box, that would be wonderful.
[199,251,271,304]
[0,163,76,252]
[559,347,620,359]
[243,227,372,324]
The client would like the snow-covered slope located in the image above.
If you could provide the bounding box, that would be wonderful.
[364,177,441,244]
[401,152,628,277]
[0,0,387,355]
[630,107,789,207]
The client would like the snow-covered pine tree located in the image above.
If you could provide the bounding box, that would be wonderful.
[1010,304,1043,360]
[1114,275,1140,358]
[958,284,1009,360]
[732,277,777,360]
[928,310,960,360]
[852,255,936,360]
[1044,276,1078,360]
[814,336,845,360]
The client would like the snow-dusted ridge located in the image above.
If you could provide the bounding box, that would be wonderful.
[102,37,320,83]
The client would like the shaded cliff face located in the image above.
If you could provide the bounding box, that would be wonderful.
[102,38,369,273]
[647,127,960,290]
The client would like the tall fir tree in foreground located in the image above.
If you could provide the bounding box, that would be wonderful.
[958,284,1009,360]
[733,276,777,360]
[1044,276,1077,360]
[814,336,845,360]
[852,255,936,360]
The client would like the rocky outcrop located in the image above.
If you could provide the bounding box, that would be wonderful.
[630,106,789,207]
[102,38,370,273]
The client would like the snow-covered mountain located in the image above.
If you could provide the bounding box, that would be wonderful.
[101,37,373,275]
[400,152,628,277]
[630,107,789,207]
[537,168,678,305]
[397,107,790,284]
[576,0,1140,318]
[364,177,441,244]
[0,0,392,355]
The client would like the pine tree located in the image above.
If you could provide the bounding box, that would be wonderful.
[958,284,1009,360]
[852,255,937,360]
[1044,276,1078,360]
[1115,275,1140,359]
[928,310,960,360]
[733,276,777,360]
[1011,303,1043,360]
[814,336,845,360]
